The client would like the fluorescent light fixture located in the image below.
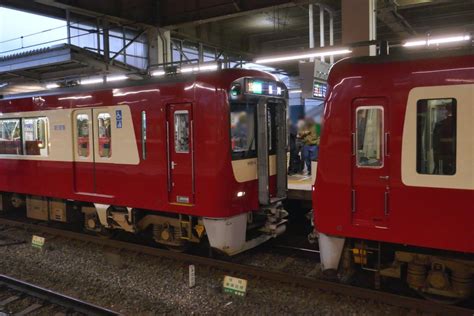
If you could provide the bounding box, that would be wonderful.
[107,75,128,82]
[289,89,302,94]
[151,70,165,76]
[0,83,9,88]
[181,63,218,73]
[255,49,352,64]
[81,77,104,85]
[46,83,59,89]
[403,35,471,47]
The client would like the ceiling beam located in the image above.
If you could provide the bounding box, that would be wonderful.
[162,0,336,29]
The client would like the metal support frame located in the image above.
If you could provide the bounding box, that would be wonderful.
[257,98,270,205]
[66,9,71,45]
[110,30,145,63]
[309,3,314,52]
[102,19,110,67]
[308,3,335,63]
[319,5,325,62]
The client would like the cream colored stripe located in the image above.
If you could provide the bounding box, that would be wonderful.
[402,84,474,190]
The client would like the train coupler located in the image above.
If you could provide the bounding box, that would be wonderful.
[259,202,288,237]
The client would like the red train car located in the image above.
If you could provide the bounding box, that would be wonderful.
[0,69,288,255]
[313,50,474,300]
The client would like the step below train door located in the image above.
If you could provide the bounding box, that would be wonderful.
[166,103,194,205]
[351,98,390,228]
[72,109,95,193]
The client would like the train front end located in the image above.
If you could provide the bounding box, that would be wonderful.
[203,74,289,255]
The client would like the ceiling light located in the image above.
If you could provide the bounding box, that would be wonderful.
[255,49,352,64]
[107,75,128,82]
[289,89,302,94]
[81,77,104,85]
[181,63,218,73]
[151,70,165,76]
[403,35,471,47]
[46,83,59,89]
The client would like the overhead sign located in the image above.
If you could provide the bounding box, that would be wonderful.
[299,60,330,99]
[223,276,247,297]
[313,80,328,99]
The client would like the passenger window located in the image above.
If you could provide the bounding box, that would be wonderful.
[356,107,383,167]
[23,117,48,156]
[0,119,22,155]
[174,111,189,153]
[416,98,456,175]
[76,114,90,157]
[230,106,256,158]
[97,113,112,158]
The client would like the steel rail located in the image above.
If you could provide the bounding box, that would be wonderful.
[0,217,472,316]
[0,274,120,315]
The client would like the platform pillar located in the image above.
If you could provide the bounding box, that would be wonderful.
[341,0,377,56]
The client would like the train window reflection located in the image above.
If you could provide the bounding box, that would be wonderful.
[76,114,90,157]
[174,111,189,153]
[416,98,456,175]
[23,117,48,156]
[356,107,383,168]
[98,113,112,158]
[0,119,22,155]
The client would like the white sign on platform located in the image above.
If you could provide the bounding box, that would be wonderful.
[31,235,45,249]
[189,265,196,288]
[223,276,247,297]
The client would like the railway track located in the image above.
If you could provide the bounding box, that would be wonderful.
[0,273,120,315]
[0,217,472,316]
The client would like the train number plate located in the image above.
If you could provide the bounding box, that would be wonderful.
[177,196,189,203]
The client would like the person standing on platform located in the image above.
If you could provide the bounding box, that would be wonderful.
[288,119,299,175]
[299,118,319,176]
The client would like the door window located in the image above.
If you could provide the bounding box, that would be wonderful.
[23,117,48,156]
[416,98,456,175]
[174,111,189,153]
[76,114,90,157]
[356,107,383,168]
[98,113,112,158]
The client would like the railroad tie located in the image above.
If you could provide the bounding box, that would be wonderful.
[15,302,43,315]
[275,257,295,271]
[0,295,20,307]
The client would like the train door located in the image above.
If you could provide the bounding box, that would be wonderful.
[167,103,194,204]
[351,99,390,228]
[92,109,113,196]
[73,109,95,193]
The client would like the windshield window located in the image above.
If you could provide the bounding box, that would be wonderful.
[230,103,256,160]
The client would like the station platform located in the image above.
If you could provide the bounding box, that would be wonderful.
[287,173,313,201]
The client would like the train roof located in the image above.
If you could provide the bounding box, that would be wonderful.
[0,68,277,101]
[341,46,474,65]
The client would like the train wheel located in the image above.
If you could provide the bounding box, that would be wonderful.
[152,223,189,252]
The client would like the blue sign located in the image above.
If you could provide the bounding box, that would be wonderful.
[116,110,122,128]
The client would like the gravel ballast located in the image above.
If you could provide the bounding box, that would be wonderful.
[0,226,412,315]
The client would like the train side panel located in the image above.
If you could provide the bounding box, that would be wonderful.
[314,54,474,254]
